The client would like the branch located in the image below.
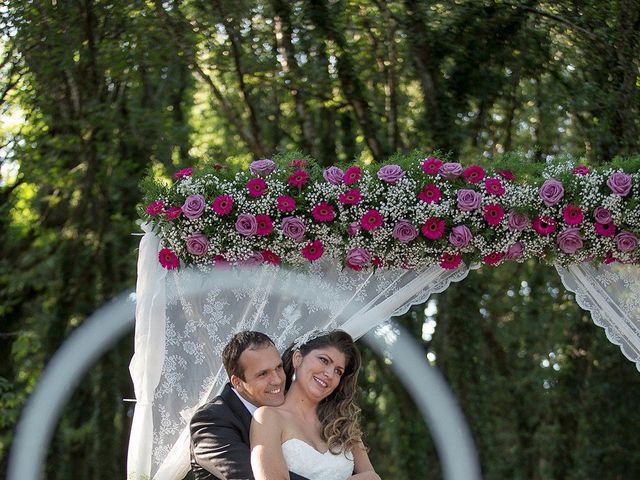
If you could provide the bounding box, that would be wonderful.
[152,0,267,157]
[501,1,603,45]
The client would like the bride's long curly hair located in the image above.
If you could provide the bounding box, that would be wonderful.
[282,330,363,454]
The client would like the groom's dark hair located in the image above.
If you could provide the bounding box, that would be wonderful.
[222,331,275,380]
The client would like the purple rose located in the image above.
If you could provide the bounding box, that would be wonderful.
[507,211,530,231]
[280,216,305,242]
[457,189,482,211]
[615,231,638,252]
[240,251,264,267]
[377,164,405,183]
[186,233,209,256]
[345,247,371,269]
[235,213,257,236]
[439,162,463,179]
[347,222,360,236]
[593,206,612,224]
[557,227,583,254]
[449,225,472,248]
[323,166,344,185]
[607,172,632,196]
[249,159,276,176]
[182,194,206,220]
[392,219,418,243]
[505,241,524,260]
[539,179,564,206]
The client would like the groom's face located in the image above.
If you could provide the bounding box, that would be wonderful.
[233,344,286,407]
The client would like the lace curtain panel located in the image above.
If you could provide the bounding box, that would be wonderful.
[556,262,640,372]
[128,228,471,479]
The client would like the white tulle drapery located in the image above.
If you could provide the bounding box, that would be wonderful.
[556,262,640,372]
[127,227,472,480]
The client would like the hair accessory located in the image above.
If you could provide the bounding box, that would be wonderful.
[292,328,329,350]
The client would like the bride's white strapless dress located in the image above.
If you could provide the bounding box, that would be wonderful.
[281,438,354,480]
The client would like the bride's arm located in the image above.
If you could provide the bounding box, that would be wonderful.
[350,441,381,480]
[250,406,290,480]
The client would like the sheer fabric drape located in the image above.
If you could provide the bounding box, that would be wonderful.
[556,262,640,372]
[127,228,471,479]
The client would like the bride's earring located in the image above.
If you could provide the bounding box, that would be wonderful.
[292,370,297,382]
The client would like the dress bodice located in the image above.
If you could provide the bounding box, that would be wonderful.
[281,438,354,480]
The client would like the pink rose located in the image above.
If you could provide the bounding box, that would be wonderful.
[505,241,524,260]
[615,231,638,252]
[281,216,305,242]
[606,172,632,196]
[439,162,463,180]
[182,194,206,220]
[235,213,257,236]
[449,225,472,248]
[457,189,481,211]
[186,233,209,256]
[323,166,344,185]
[249,159,276,176]
[539,178,564,206]
[345,247,371,271]
[377,164,405,183]
[507,211,530,231]
[392,220,418,243]
[593,206,612,224]
[557,227,583,254]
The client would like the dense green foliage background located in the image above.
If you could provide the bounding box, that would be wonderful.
[1,1,638,479]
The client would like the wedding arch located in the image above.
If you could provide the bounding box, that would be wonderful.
[129,154,640,479]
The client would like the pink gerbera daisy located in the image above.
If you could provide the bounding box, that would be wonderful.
[146,200,164,215]
[276,195,296,212]
[212,195,234,215]
[338,189,362,205]
[562,204,583,225]
[343,166,362,185]
[261,249,281,265]
[422,217,445,240]
[417,184,442,204]
[173,167,193,179]
[422,157,443,175]
[311,202,335,222]
[533,215,556,235]
[463,165,486,184]
[484,178,505,196]
[483,203,505,226]
[255,214,273,235]
[595,222,616,237]
[288,169,310,188]
[158,248,179,269]
[483,251,505,265]
[301,240,324,261]
[247,178,267,197]
[440,252,462,269]
[360,209,383,231]
[165,206,182,220]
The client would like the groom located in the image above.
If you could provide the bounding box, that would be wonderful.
[190,331,309,480]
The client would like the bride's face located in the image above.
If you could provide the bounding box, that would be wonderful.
[293,346,346,400]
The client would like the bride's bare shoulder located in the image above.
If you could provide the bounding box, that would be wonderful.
[253,405,285,425]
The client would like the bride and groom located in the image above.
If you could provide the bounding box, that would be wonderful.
[190,330,380,480]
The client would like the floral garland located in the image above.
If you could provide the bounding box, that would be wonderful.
[140,153,640,271]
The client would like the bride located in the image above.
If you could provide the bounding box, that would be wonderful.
[250,330,381,480]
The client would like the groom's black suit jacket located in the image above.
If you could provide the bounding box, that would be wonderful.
[190,383,309,480]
